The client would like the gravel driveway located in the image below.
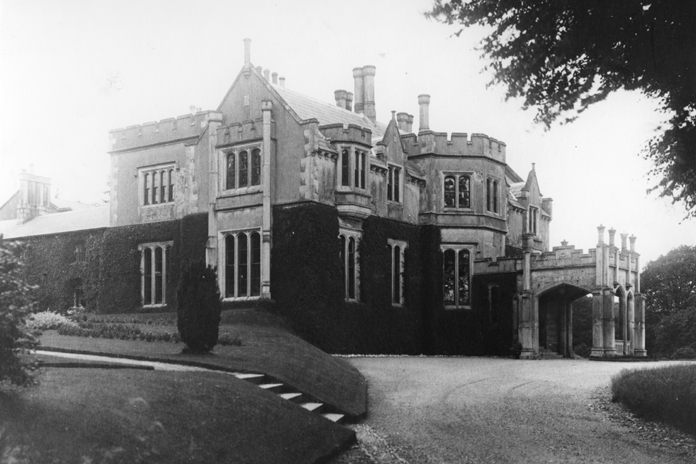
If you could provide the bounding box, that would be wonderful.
[336,357,696,464]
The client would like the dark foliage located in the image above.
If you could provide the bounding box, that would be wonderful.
[428,0,696,217]
[654,309,696,358]
[0,238,38,387]
[176,262,222,353]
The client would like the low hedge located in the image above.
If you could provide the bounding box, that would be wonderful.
[611,364,696,434]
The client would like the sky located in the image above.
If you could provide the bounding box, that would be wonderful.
[1,0,694,265]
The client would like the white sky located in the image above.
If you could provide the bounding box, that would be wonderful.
[1,0,694,265]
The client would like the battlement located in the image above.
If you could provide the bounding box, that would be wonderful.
[474,257,520,274]
[109,110,223,152]
[402,131,506,163]
[319,123,373,147]
[216,116,275,148]
[534,244,597,269]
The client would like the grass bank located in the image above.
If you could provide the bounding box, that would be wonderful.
[1,368,353,463]
[611,363,696,435]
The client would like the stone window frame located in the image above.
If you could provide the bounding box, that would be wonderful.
[387,164,402,203]
[338,228,361,302]
[528,206,539,235]
[442,171,472,210]
[441,244,475,310]
[74,241,86,264]
[139,241,173,308]
[486,177,500,214]
[388,239,408,306]
[220,228,262,301]
[337,145,369,192]
[139,164,176,207]
[220,143,263,195]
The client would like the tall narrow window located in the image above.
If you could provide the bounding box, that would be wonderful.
[443,173,471,209]
[143,248,152,305]
[168,169,174,202]
[493,180,499,213]
[355,151,366,189]
[341,149,350,187]
[388,166,401,202]
[238,233,248,296]
[389,240,407,306]
[528,206,538,235]
[394,167,400,202]
[144,173,150,206]
[444,176,455,207]
[348,237,356,300]
[442,246,472,309]
[160,171,166,205]
[74,242,86,264]
[239,151,249,188]
[339,235,346,289]
[152,171,158,204]
[251,149,261,186]
[226,153,236,190]
[154,247,163,304]
[486,178,492,211]
[250,232,261,296]
[458,176,470,208]
[225,235,235,298]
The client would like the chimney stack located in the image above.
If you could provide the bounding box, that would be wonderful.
[418,94,431,132]
[406,114,414,133]
[243,38,251,66]
[620,233,628,251]
[353,67,364,114]
[279,76,285,87]
[629,235,636,253]
[334,89,347,109]
[362,65,376,123]
[271,72,278,84]
[397,112,409,132]
[255,66,262,74]
[608,228,616,247]
[345,92,353,112]
[263,69,270,81]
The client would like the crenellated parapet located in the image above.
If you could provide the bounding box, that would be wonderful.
[533,243,596,269]
[402,131,506,163]
[110,111,223,152]
[319,123,373,147]
[216,117,276,148]
[474,256,521,274]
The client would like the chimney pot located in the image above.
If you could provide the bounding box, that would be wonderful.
[608,228,616,247]
[406,114,414,133]
[363,65,377,123]
[279,76,285,87]
[271,72,278,84]
[334,90,348,109]
[418,94,431,132]
[353,67,364,114]
[345,92,353,111]
[263,69,270,81]
[397,112,409,132]
[243,38,251,66]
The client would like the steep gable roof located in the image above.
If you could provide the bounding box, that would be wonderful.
[0,205,110,239]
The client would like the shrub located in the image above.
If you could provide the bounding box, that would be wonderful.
[0,238,39,388]
[57,322,182,343]
[671,346,696,360]
[611,365,696,434]
[176,262,222,353]
[573,342,592,358]
[26,311,78,331]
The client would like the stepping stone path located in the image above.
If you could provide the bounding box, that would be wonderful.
[232,372,346,424]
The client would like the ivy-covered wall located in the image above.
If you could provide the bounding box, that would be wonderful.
[97,212,208,313]
[23,230,104,313]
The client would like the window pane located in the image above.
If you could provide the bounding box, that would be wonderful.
[226,153,236,190]
[458,176,470,208]
[143,248,152,305]
[155,247,163,304]
[393,245,401,304]
[160,171,166,203]
[387,167,394,201]
[225,235,235,298]
[348,237,356,299]
[444,176,455,207]
[239,151,249,188]
[144,173,150,205]
[251,232,261,296]
[493,181,498,213]
[458,249,470,306]
[486,178,491,211]
[238,233,248,296]
[339,235,346,296]
[394,168,400,202]
[359,152,366,189]
[169,169,174,202]
[152,171,158,204]
[251,149,261,186]
[443,249,455,305]
[341,149,350,187]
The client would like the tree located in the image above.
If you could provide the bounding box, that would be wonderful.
[427,1,696,217]
[0,237,38,387]
[176,262,222,353]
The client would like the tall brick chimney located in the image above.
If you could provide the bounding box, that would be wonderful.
[353,67,364,114]
[363,65,376,124]
[418,94,431,132]
[397,112,409,132]
[334,89,347,109]
[345,92,353,112]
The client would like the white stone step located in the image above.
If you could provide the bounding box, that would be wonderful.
[322,413,345,423]
[234,373,265,383]
[280,392,302,401]
[259,383,283,390]
[300,402,323,412]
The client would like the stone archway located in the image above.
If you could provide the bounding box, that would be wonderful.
[537,283,591,357]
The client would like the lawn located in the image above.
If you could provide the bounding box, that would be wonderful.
[1,367,354,464]
[39,310,367,418]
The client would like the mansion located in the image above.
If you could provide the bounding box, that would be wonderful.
[0,40,646,358]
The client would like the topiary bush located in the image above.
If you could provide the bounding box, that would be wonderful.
[176,262,222,353]
[671,346,696,360]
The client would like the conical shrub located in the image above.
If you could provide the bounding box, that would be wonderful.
[176,262,222,353]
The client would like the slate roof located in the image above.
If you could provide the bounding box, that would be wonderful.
[0,205,110,239]
[272,85,387,140]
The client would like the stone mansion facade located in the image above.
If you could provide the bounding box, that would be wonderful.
[0,40,646,358]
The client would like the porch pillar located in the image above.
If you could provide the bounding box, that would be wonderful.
[261,100,273,299]
[566,300,573,358]
[519,292,535,358]
[627,294,635,356]
[590,290,604,357]
[602,288,616,356]
[634,294,647,357]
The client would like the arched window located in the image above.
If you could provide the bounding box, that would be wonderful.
[444,176,456,207]
[238,233,248,296]
[251,149,261,186]
[339,231,361,301]
[141,166,175,205]
[225,235,235,298]
[442,246,472,308]
[140,242,172,307]
[388,165,401,202]
[226,153,236,190]
[458,176,470,208]
[348,237,356,299]
[152,171,159,204]
[239,151,249,188]
[341,149,350,187]
[389,240,407,306]
[354,151,366,189]
[339,235,346,285]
